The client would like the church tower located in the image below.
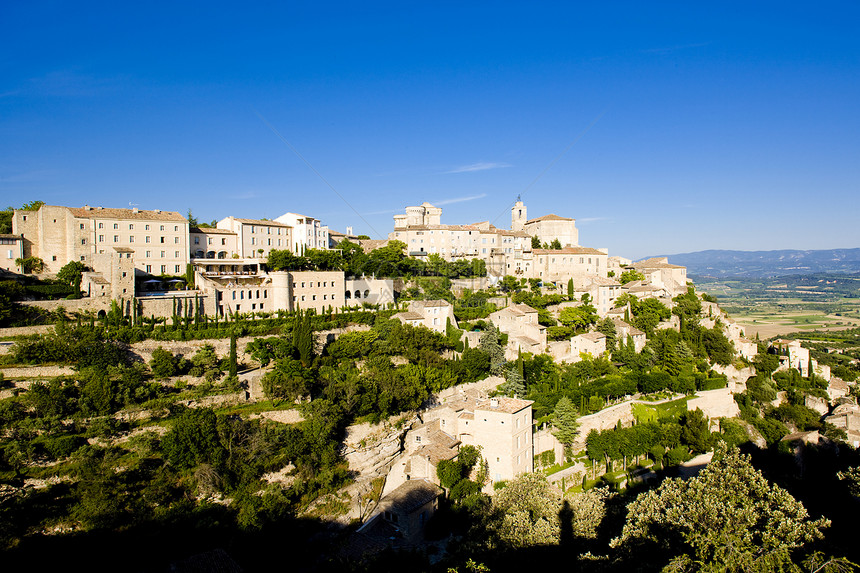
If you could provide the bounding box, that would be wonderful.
[511,196,527,231]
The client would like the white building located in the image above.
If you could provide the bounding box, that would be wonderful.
[275,212,329,253]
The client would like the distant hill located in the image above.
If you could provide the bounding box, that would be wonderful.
[652,248,860,278]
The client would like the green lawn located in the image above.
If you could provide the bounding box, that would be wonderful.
[633,396,690,423]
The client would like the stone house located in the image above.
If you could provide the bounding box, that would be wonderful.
[489,303,547,359]
[393,299,457,333]
[628,257,688,297]
[570,331,607,360]
[13,204,189,276]
[611,318,646,352]
[0,234,23,273]
[190,227,240,260]
[216,216,292,259]
[385,390,534,495]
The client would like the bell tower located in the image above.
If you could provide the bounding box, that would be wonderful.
[511,195,527,231]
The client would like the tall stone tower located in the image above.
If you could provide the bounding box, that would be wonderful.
[511,196,527,231]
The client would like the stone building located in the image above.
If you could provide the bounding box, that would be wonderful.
[532,247,609,283]
[0,234,23,273]
[13,204,189,276]
[385,390,534,495]
[196,268,394,317]
[489,303,548,359]
[216,216,292,259]
[628,257,688,297]
[523,213,579,249]
[190,227,240,260]
[393,299,457,333]
[570,331,607,360]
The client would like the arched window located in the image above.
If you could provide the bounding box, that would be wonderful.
[344,291,351,299]
[218,251,227,259]
[195,250,205,258]
[364,290,370,298]
[354,290,361,299]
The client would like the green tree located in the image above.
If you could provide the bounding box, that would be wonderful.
[531,235,541,249]
[549,238,562,250]
[611,444,829,570]
[679,408,711,454]
[619,269,645,284]
[162,408,226,471]
[567,278,574,298]
[149,346,184,379]
[189,344,222,382]
[491,472,561,547]
[552,396,579,458]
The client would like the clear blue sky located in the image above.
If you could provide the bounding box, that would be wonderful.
[2,1,859,259]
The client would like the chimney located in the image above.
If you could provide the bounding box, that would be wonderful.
[490,398,499,408]
[346,226,353,235]
[84,205,91,210]
[132,207,139,214]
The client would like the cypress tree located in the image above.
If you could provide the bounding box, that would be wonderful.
[229,332,238,378]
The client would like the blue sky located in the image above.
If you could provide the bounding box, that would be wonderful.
[2,1,859,260]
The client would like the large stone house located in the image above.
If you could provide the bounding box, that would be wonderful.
[384,390,534,495]
[393,299,457,333]
[489,303,548,359]
[13,204,189,276]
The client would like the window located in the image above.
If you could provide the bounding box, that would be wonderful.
[145,224,150,230]
[113,223,118,229]
[81,239,86,245]
[161,265,166,273]
[81,255,85,261]
[175,265,180,273]
[221,238,226,245]
[146,264,151,273]
[174,225,178,231]
[99,235,104,242]
[146,236,151,243]
[113,235,118,242]
[129,236,134,243]
[174,251,179,257]
[99,223,103,229]
[80,223,85,229]
[194,237,199,244]
[174,237,179,244]
[160,237,165,243]
[145,251,151,257]
[160,251,165,258]
[129,224,133,230]
[160,225,164,231]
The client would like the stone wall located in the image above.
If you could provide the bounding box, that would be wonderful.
[0,325,55,339]
[0,365,76,379]
[687,388,740,422]
[21,298,111,314]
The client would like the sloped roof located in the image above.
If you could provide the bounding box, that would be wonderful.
[68,206,186,222]
[578,332,607,342]
[382,480,443,514]
[525,213,574,224]
[190,227,237,235]
[631,257,685,269]
[534,247,607,256]
[394,311,424,321]
[475,396,533,414]
[230,218,292,228]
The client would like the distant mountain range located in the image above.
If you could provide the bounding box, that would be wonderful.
[652,248,860,278]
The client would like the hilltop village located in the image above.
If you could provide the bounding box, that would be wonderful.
[0,199,858,571]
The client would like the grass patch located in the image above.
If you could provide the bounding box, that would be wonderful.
[213,400,299,417]
[633,396,690,423]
